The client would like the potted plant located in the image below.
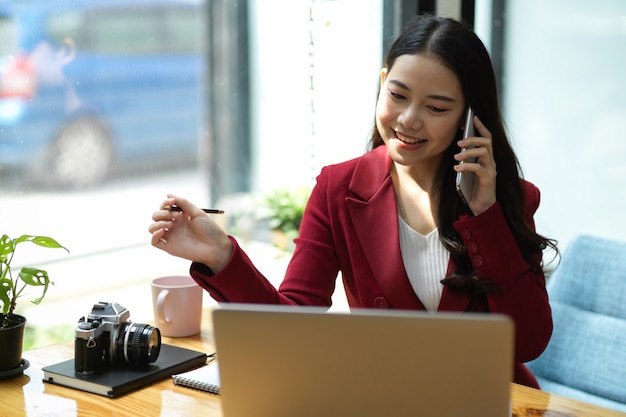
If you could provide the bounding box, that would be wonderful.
[0,234,68,379]
[260,186,310,252]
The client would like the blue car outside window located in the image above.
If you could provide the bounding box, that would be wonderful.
[0,0,208,188]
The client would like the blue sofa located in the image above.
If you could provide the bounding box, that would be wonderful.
[526,235,626,412]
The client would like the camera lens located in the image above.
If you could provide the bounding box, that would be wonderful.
[114,322,161,366]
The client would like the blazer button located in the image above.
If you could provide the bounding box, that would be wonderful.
[473,256,485,267]
[468,241,479,253]
[461,229,472,239]
[373,297,389,308]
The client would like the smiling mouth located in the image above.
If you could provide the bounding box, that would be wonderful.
[394,131,427,145]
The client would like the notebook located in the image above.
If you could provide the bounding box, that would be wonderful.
[173,360,220,394]
[42,344,207,398]
[212,304,514,417]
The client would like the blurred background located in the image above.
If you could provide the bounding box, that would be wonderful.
[1,0,624,347]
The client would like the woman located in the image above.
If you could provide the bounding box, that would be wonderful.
[149,14,558,388]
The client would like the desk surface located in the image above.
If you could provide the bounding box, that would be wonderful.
[2,308,625,417]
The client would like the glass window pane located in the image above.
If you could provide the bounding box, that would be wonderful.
[0,15,18,54]
[503,0,626,249]
[249,0,383,191]
[87,11,161,54]
[0,0,210,347]
[1,0,383,348]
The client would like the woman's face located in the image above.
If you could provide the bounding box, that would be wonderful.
[376,53,465,171]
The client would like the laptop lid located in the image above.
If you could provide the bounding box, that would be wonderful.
[212,304,513,417]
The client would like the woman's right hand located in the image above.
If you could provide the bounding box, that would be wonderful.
[148,194,233,273]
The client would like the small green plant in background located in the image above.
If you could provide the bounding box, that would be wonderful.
[260,186,311,251]
[263,186,311,232]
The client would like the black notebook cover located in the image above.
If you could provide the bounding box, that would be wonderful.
[42,344,208,398]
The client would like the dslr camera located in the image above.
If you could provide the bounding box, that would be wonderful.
[75,301,161,374]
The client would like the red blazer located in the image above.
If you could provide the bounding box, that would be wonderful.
[191,145,552,388]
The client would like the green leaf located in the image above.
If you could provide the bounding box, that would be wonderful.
[0,277,12,315]
[19,267,49,286]
[0,234,15,263]
[19,267,53,306]
[14,235,69,252]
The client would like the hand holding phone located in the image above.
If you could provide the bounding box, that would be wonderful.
[455,108,477,206]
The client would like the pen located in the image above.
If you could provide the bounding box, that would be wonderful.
[169,205,224,214]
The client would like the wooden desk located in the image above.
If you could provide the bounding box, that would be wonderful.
[2,308,625,417]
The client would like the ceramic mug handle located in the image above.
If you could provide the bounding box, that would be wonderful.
[156,289,171,323]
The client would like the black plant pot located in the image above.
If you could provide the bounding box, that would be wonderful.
[0,314,29,379]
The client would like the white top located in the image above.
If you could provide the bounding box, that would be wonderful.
[398,216,449,311]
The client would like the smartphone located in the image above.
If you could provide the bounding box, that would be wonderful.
[455,107,477,206]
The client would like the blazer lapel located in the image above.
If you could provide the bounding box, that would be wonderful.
[345,147,472,312]
[345,147,424,309]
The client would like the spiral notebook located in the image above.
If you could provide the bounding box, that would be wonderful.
[172,360,220,394]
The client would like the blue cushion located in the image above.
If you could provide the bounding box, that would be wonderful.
[528,235,626,412]
[535,378,626,413]
[547,235,626,318]
[527,301,626,406]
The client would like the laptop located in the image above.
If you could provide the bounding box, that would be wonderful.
[212,304,513,417]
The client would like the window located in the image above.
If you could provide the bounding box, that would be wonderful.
[0,0,211,347]
[0,16,17,55]
[2,0,383,348]
[501,0,626,250]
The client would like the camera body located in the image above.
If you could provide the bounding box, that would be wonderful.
[75,301,161,374]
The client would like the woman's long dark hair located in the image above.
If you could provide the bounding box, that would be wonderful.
[369,14,558,298]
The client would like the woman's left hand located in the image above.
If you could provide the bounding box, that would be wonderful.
[453,115,497,215]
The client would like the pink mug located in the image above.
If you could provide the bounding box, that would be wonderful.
[151,275,203,337]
